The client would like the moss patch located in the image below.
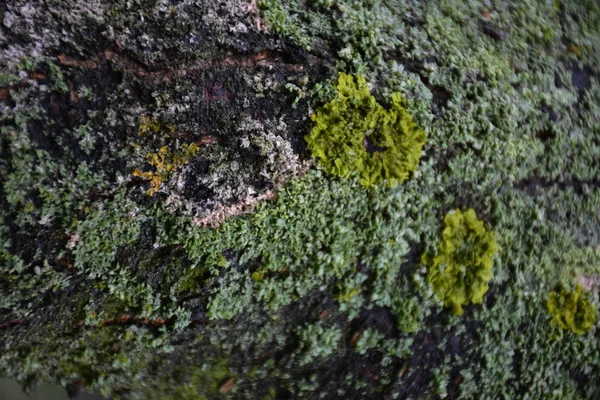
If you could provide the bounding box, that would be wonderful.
[2,0,600,398]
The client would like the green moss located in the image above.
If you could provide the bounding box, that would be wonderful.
[295,322,343,366]
[3,0,600,398]
[0,73,19,86]
[393,296,422,334]
[305,73,426,187]
[423,208,498,315]
[547,285,597,336]
[161,359,234,400]
[177,267,207,293]
[258,0,312,50]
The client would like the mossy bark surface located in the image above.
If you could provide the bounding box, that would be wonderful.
[2,1,600,399]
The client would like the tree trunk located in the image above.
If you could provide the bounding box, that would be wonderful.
[2,1,600,399]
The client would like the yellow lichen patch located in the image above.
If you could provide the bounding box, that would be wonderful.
[423,208,498,315]
[133,143,200,196]
[251,270,265,281]
[305,73,426,188]
[335,285,361,302]
[547,285,597,336]
[137,115,161,137]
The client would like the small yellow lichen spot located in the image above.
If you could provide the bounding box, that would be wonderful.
[251,271,264,281]
[336,286,361,302]
[568,45,581,56]
[133,143,201,196]
[138,115,161,137]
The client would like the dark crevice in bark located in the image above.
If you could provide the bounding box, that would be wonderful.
[514,177,600,196]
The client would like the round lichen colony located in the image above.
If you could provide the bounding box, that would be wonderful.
[424,208,499,315]
[305,73,426,187]
[547,285,597,336]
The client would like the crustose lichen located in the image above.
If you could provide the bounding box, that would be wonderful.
[305,73,426,187]
[423,208,498,315]
[133,143,199,196]
[547,285,597,336]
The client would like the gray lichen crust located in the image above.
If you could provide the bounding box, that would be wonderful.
[2,0,317,223]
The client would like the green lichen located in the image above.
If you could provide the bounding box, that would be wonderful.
[547,285,597,336]
[258,0,312,50]
[295,322,343,366]
[423,208,498,315]
[305,73,426,187]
